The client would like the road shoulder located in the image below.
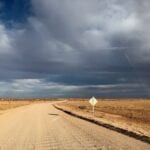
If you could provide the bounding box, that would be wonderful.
[53,104,150,144]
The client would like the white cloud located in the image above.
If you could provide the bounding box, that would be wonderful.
[0,24,13,54]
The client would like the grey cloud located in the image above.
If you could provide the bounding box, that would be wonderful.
[0,0,150,97]
[0,79,149,98]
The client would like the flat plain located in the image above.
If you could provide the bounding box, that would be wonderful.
[57,99,150,137]
[0,98,57,110]
[0,101,149,150]
[0,99,32,110]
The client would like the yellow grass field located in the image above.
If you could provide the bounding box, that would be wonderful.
[1,98,149,136]
[57,99,150,136]
[0,98,56,110]
[0,99,34,110]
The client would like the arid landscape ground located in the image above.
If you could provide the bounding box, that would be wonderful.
[0,98,58,110]
[0,99,149,150]
[0,99,33,110]
[55,99,150,137]
[0,98,150,137]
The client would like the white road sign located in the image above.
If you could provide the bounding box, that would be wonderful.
[89,97,97,117]
[89,97,97,106]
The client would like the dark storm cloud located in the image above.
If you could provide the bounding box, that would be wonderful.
[0,0,150,98]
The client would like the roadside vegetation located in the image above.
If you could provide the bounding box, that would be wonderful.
[57,99,150,136]
[0,99,33,110]
[0,98,57,110]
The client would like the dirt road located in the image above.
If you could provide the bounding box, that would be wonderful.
[0,102,149,150]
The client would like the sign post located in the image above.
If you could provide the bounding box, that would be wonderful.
[89,97,97,118]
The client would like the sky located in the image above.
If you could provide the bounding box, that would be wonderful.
[0,0,150,98]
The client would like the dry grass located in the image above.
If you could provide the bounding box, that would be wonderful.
[0,100,33,110]
[0,98,56,110]
[57,99,150,136]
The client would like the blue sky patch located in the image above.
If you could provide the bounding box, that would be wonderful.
[0,0,31,27]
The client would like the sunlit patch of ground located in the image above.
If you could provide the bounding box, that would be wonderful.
[0,98,58,110]
[57,99,150,137]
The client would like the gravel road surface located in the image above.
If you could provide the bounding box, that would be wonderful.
[0,102,149,150]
